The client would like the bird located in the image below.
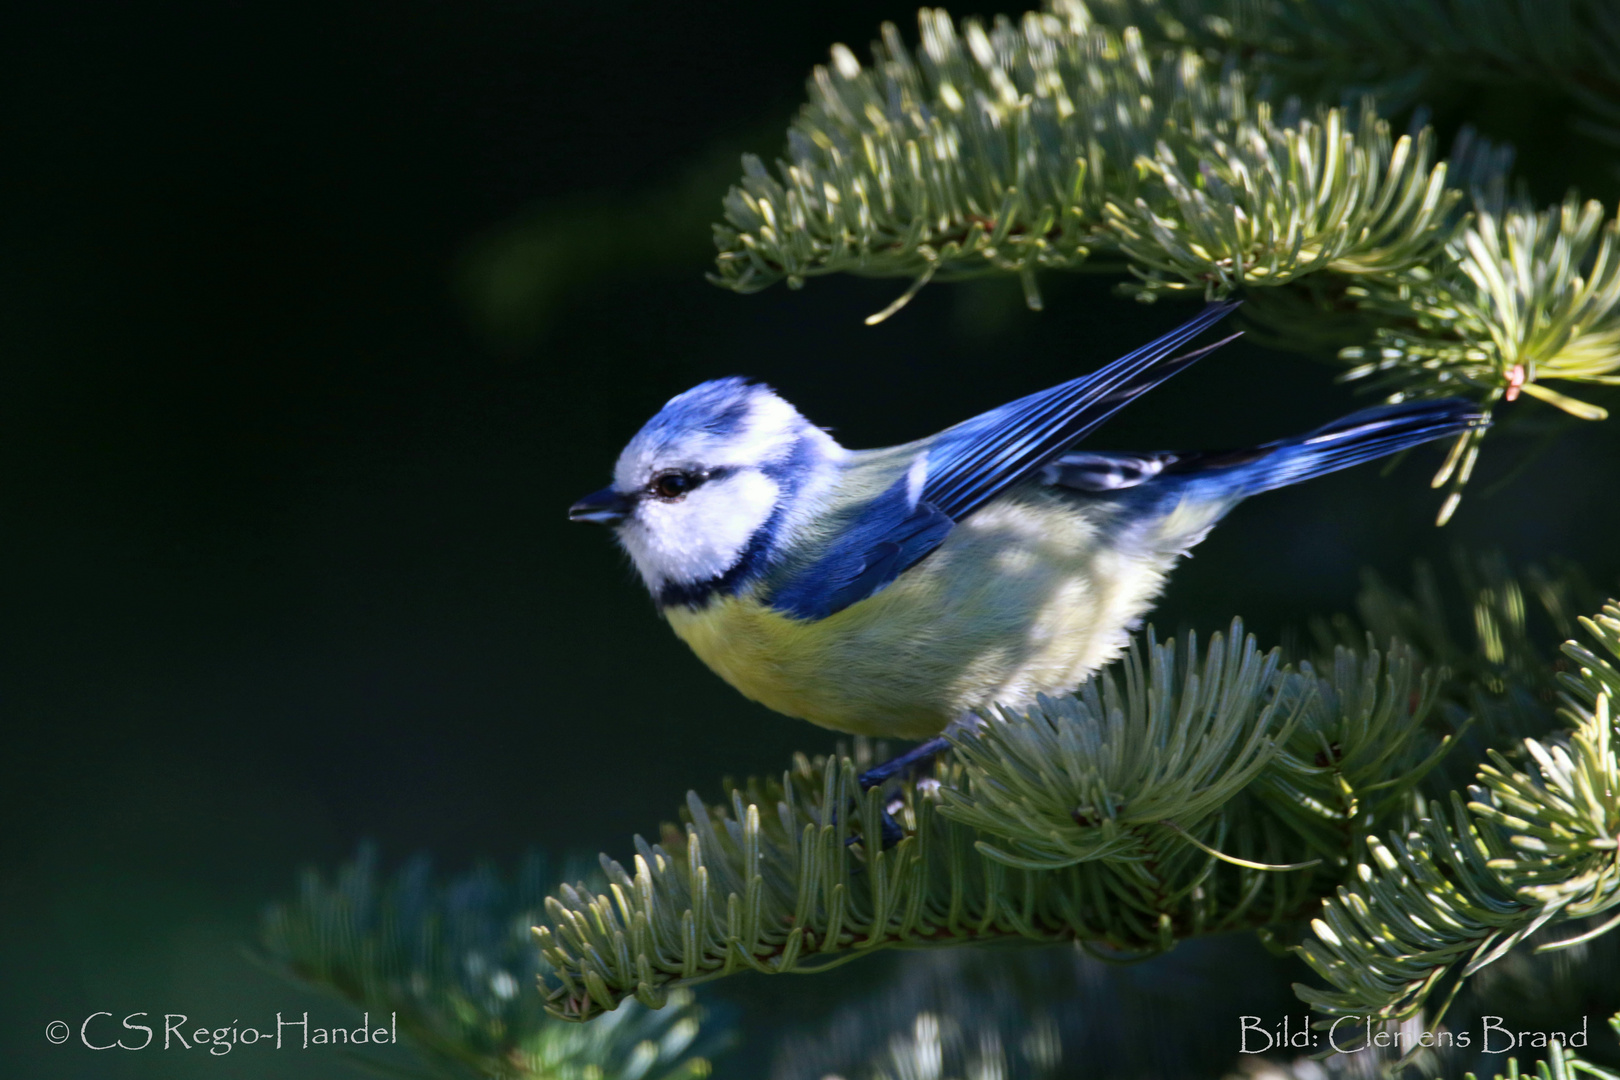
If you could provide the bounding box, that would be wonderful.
[569,301,1486,773]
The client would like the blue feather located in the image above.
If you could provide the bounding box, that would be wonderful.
[635,376,760,451]
[1171,398,1486,499]
[763,303,1240,620]
[767,476,953,620]
[919,301,1239,519]
[1042,399,1485,514]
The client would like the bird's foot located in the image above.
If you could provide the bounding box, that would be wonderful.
[843,734,954,850]
[843,795,907,850]
[877,796,906,848]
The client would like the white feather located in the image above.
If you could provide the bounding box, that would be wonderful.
[606,382,845,593]
[619,471,780,589]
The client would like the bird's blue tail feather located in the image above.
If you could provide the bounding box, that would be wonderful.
[1177,398,1487,499]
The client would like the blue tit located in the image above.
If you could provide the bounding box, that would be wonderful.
[570,302,1486,743]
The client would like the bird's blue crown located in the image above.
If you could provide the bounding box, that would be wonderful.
[632,377,772,453]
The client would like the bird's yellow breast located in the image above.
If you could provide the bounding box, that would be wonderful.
[662,488,1217,739]
[664,595,866,728]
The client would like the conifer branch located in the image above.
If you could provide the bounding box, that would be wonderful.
[1078,0,1620,154]
[710,3,1620,514]
[257,850,724,1080]
[1318,552,1603,776]
[1296,603,1620,1020]
[534,622,1450,1021]
[1340,194,1620,437]
[710,7,1456,310]
[533,604,1620,1029]
[1463,1031,1620,1080]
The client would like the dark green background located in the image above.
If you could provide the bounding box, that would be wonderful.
[5,2,1618,1077]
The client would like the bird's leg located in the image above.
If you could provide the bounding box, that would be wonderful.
[854,716,982,848]
[857,736,951,790]
[857,714,983,790]
[844,740,943,850]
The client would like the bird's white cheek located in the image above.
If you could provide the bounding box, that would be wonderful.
[620,472,780,589]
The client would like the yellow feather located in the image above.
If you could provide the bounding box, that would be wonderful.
[664,487,1221,738]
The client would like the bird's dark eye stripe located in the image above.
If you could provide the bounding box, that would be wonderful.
[652,473,693,499]
[651,470,700,499]
[648,465,735,500]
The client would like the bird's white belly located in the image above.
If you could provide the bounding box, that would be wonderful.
[665,490,1205,739]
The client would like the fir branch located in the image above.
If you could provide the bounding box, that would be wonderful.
[936,625,1446,871]
[711,7,1456,315]
[1315,552,1603,772]
[537,751,1124,1022]
[1339,194,1620,432]
[1296,602,1620,1021]
[1105,104,1456,295]
[1071,0,1620,152]
[534,622,1442,1021]
[711,9,1214,307]
[535,604,1620,1031]
[257,849,724,1080]
[1252,639,1451,862]
[937,626,1298,868]
[1459,1034,1620,1080]
[709,2,1618,516]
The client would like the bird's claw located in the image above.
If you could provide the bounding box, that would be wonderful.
[843,796,907,850]
[843,735,952,850]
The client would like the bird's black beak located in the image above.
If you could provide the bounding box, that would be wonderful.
[568,487,634,526]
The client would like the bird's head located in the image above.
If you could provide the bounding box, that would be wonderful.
[570,377,843,604]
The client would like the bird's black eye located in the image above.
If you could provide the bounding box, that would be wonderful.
[651,471,702,500]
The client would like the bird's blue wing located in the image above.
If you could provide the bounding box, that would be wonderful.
[919,300,1240,519]
[764,302,1240,621]
[766,475,954,620]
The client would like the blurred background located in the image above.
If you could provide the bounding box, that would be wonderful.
[4,2,1618,1078]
